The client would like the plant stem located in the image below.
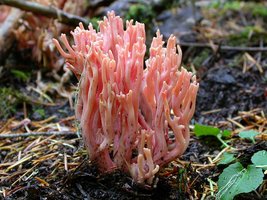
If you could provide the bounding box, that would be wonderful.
[217,133,231,149]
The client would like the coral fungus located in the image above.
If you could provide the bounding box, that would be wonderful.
[53,11,198,185]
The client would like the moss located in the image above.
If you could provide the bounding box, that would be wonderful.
[209,0,241,10]
[192,49,211,67]
[252,5,267,18]
[125,4,155,25]
[227,26,267,46]
[223,1,241,11]
[0,87,26,119]
[209,1,267,18]
[35,108,46,118]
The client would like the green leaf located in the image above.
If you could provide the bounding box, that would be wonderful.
[218,152,235,165]
[194,124,231,138]
[251,150,267,170]
[194,124,219,136]
[217,162,264,200]
[11,70,30,82]
[239,130,260,143]
[221,130,231,137]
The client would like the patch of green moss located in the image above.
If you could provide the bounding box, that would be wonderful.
[227,26,267,46]
[228,54,243,68]
[251,5,267,18]
[35,108,46,118]
[192,49,211,67]
[0,87,26,119]
[125,4,155,25]
[209,0,241,10]
[209,1,267,18]
[223,1,241,11]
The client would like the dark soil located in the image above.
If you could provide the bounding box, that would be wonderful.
[2,138,216,200]
[3,138,265,200]
[195,65,267,127]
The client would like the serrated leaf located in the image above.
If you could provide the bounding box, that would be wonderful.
[218,152,235,165]
[239,130,259,143]
[217,162,264,200]
[194,124,230,138]
[251,150,267,170]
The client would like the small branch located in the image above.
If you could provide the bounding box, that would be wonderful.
[0,0,89,26]
[0,131,79,138]
[178,42,267,52]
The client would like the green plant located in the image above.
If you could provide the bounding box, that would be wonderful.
[218,152,235,165]
[209,1,242,11]
[223,1,241,11]
[239,130,260,143]
[217,150,267,200]
[251,150,267,170]
[227,25,266,46]
[209,1,267,19]
[192,49,210,67]
[217,162,264,200]
[35,108,46,118]
[11,69,31,82]
[251,4,267,18]
[125,4,155,25]
[194,124,231,148]
[90,17,101,30]
[0,87,25,119]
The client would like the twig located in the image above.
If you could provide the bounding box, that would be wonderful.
[178,42,267,52]
[0,0,89,26]
[0,131,79,138]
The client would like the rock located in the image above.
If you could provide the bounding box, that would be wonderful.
[207,67,236,84]
[156,6,202,42]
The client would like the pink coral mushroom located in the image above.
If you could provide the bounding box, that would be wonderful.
[53,11,199,185]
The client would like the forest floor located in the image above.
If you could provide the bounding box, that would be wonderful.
[0,0,266,199]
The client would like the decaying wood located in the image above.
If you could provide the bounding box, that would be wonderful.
[0,0,89,26]
[0,8,23,64]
